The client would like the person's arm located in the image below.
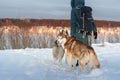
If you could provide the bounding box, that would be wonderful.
[92,21,97,39]
[88,16,97,39]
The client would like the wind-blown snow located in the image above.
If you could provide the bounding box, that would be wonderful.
[0,42,120,80]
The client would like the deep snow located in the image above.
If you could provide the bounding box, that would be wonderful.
[0,42,120,80]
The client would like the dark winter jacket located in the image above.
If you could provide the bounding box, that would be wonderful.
[71,0,85,8]
[70,0,85,37]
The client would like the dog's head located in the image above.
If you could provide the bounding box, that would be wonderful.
[56,30,69,47]
[54,40,61,47]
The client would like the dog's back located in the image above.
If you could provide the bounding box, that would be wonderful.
[64,36,100,71]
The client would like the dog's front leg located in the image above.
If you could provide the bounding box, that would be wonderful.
[66,51,73,68]
[64,49,67,64]
[71,58,78,68]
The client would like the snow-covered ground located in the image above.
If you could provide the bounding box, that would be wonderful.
[0,42,120,80]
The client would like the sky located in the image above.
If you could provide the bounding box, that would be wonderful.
[0,0,120,21]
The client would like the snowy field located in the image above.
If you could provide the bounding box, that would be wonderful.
[0,42,120,80]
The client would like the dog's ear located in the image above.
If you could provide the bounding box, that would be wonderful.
[65,30,69,36]
[63,30,69,36]
[58,30,69,36]
[59,30,64,33]
[62,30,64,33]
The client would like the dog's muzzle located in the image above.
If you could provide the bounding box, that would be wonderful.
[55,40,61,47]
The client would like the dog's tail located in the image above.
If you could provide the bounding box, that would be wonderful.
[89,48,100,68]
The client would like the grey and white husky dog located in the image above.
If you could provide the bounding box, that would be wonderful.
[53,40,64,64]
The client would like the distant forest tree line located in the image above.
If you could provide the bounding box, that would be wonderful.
[0,18,120,28]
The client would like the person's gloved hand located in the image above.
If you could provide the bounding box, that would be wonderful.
[80,29,84,34]
[94,32,97,39]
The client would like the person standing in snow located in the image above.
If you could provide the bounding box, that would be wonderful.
[70,0,97,46]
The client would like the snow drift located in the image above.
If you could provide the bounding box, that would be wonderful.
[0,43,120,80]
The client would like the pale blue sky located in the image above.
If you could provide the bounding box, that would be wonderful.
[0,0,120,21]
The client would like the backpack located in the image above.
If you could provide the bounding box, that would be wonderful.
[80,6,95,35]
